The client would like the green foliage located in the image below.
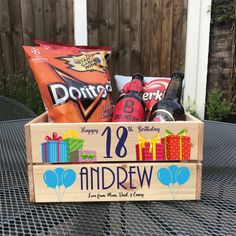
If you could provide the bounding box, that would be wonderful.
[183,97,201,119]
[211,0,236,24]
[206,89,231,121]
[0,72,44,115]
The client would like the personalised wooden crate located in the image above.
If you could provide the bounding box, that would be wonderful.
[25,112,204,202]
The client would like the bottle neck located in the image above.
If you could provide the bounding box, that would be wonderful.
[128,75,143,93]
[164,76,183,103]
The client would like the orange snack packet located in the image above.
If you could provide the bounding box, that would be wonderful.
[23,45,113,122]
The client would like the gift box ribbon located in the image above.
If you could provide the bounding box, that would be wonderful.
[62,129,79,139]
[164,129,187,160]
[44,132,62,162]
[45,132,62,141]
[138,134,160,161]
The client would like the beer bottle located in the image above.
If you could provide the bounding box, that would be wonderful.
[149,72,185,122]
[112,73,145,122]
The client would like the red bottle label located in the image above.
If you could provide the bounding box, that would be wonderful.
[112,97,145,122]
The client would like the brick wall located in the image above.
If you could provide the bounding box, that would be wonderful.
[206,0,235,110]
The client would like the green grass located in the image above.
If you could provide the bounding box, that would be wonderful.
[0,72,45,115]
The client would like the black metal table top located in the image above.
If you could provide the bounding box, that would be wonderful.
[0,119,236,236]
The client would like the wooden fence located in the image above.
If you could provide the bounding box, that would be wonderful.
[0,0,74,75]
[0,0,188,78]
[87,0,188,77]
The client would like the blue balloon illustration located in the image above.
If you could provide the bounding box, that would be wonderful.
[63,169,76,188]
[157,168,171,186]
[43,170,58,189]
[54,168,65,187]
[168,165,178,184]
[176,167,190,185]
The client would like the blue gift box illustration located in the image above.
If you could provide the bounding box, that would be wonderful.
[41,132,68,163]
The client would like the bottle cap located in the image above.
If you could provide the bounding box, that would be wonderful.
[171,71,184,79]
[150,109,175,122]
[132,73,144,82]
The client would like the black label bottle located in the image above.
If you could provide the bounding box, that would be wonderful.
[112,73,145,122]
[149,72,185,122]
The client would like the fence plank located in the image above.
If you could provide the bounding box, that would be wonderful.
[67,0,74,44]
[108,0,120,77]
[108,0,120,100]
[87,0,98,46]
[141,0,151,75]
[8,0,25,72]
[56,0,63,42]
[21,0,35,46]
[61,0,69,42]
[98,0,109,46]
[180,0,188,73]
[171,0,185,72]
[160,0,173,76]
[130,0,142,74]
[0,0,14,74]
[119,0,131,75]
[44,0,56,41]
[150,0,163,76]
[21,0,35,75]
[56,0,68,43]
[32,0,45,40]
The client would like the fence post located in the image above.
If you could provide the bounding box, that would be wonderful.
[184,0,212,119]
[74,0,88,45]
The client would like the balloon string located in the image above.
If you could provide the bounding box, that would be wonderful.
[55,173,60,201]
[173,184,176,200]
[168,184,174,199]
[58,186,61,202]
[169,184,180,200]
[54,188,60,201]
[172,184,176,200]
[174,185,180,199]
[60,187,67,201]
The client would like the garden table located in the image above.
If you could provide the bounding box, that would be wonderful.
[0,119,236,235]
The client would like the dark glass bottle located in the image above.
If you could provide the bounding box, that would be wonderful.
[112,73,145,122]
[149,72,185,122]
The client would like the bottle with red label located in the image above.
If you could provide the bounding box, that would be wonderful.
[112,73,145,122]
[149,72,185,122]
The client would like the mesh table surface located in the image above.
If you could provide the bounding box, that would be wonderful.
[0,119,236,235]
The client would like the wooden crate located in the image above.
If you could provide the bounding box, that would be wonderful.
[26,113,203,202]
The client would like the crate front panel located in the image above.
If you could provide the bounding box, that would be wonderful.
[29,120,203,164]
[31,162,201,202]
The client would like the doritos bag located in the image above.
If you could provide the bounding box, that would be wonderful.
[114,75,170,119]
[23,45,113,122]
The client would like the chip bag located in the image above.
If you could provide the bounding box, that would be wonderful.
[114,75,170,119]
[23,45,113,122]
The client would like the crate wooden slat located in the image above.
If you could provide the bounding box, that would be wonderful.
[25,113,204,164]
[29,162,201,203]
